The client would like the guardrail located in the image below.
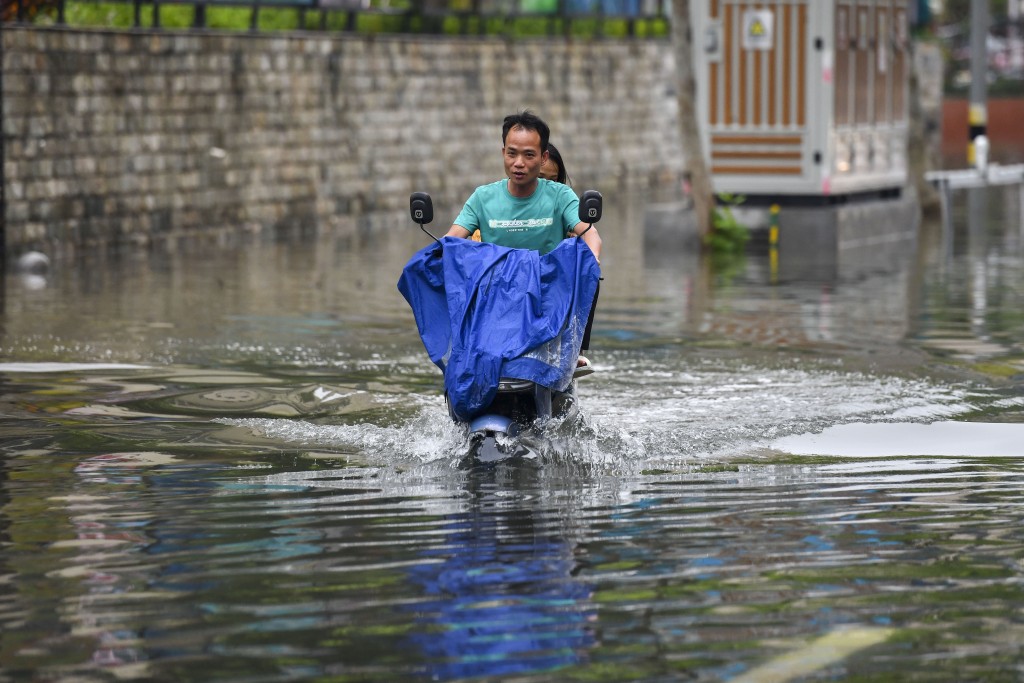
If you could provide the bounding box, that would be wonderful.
[925,160,1024,237]
[5,0,670,36]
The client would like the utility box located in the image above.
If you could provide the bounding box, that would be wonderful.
[690,0,911,198]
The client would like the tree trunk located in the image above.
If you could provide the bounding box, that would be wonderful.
[671,0,714,241]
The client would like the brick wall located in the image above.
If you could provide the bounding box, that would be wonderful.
[2,27,684,255]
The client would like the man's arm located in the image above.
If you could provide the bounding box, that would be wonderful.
[446,225,472,238]
[571,221,602,264]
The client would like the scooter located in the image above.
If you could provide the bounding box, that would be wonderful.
[406,190,603,464]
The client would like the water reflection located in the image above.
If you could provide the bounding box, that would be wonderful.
[404,468,596,679]
[0,221,422,366]
[2,188,1019,370]
[916,185,1024,365]
[7,434,1024,681]
[60,451,188,672]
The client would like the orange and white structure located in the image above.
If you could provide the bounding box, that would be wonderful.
[690,0,911,198]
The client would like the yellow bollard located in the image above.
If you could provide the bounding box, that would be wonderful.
[967,103,987,168]
[769,204,780,284]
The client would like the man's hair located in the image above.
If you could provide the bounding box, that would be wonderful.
[502,111,550,152]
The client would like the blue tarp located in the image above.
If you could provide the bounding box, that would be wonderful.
[398,237,600,422]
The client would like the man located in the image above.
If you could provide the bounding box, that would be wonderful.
[445,111,600,373]
[445,111,602,263]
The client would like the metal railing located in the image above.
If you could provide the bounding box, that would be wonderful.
[5,0,670,36]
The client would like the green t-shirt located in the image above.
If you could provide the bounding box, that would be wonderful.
[453,179,580,254]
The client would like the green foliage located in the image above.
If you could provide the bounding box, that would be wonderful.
[13,0,668,37]
[62,1,192,28]
[61,1,124,26]
[703,193,750,280]
[207,6,258,30]
[253,7,303,31]
[705,192,750,255]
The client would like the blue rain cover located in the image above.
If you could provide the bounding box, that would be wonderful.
[398,236,600,422]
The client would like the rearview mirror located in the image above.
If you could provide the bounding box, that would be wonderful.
[579,190,602,224]
[410,192,433,225]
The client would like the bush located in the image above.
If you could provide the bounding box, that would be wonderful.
[705,192,750,255]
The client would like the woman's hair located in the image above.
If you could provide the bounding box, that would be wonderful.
[546,142,571,186]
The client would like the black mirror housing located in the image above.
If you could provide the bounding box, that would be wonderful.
[410,192,433,225]
[579,190,602,224]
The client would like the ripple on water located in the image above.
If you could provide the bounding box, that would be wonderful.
[213,349,1003,474]
[577,352,987,464]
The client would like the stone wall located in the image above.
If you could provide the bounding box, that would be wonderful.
[2,27,685,256]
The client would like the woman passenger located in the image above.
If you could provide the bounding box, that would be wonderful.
[539,142,571,186]
[542,143,596,375]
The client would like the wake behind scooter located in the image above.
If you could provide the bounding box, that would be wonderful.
[409,189,602,465]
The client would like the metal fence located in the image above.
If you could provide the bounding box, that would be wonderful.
[5,0,670,36]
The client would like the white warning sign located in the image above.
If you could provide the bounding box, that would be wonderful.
[742,9,774,50]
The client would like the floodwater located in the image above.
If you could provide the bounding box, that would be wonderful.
[2,186,1024,681]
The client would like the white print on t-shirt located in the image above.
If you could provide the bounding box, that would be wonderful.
[488,217,555,230]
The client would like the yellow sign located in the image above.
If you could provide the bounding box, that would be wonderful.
[742,9,774,50]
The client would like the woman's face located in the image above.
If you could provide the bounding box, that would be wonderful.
[539,157,561,183]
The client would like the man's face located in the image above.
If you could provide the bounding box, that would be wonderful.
[503,126,548,197]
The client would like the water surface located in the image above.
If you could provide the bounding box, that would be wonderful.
[2,188,1024,681]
